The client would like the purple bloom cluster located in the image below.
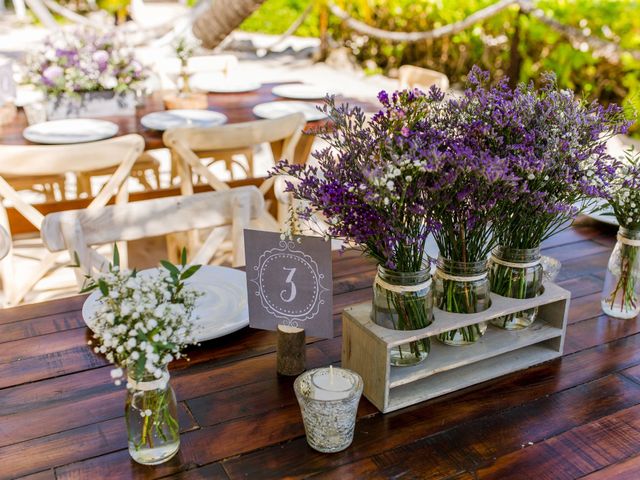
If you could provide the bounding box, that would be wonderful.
[28,28,148,97]
[606,150,640,230]
[273,66,630,268]
[455,67,630,249]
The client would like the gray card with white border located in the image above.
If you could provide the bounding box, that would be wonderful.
[244,229,333,338]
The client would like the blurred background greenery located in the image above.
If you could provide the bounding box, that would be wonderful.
[240,0,640,132]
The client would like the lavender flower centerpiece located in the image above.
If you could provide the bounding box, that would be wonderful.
[453,68,629,330]
[27,28,148,119]
[273,92,440,366]
[601,151,640,319]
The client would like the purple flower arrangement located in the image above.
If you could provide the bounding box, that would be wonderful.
[273,66,631,344]
[273,90,441,272]
[28,28,147,97]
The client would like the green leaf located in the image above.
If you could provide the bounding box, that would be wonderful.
[113,244,120,268]
[69,251,82,269]
[180,264,201,280]
[98,279,109,296]
[181,247,187,267]
[160,260,180,277]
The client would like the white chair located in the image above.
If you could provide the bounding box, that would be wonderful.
[0,225,10,260]
[41,186,265,285]
[163,112,306,229]
[0,134,144,305]
[398,65,449,92]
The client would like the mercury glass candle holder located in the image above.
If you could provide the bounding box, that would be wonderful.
[294,366,363,453]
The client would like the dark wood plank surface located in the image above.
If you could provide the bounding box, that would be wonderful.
[1,217,638,479]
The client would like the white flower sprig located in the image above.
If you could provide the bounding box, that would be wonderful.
[605,150,640,230]
[83,247,202,385]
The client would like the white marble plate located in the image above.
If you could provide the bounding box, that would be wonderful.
[140,109,227,131]
[190,74,262,93]
[252,101,326,122]
[23,119,119,144]
[271,84,335,100]
[82,266,249,342]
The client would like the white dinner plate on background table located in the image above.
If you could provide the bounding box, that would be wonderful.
[271,84,336,100]
[23,119,119,144]
[140,109,228,131]
[584,199,619,226]
[253,101,327,122]
[82,265,249,343]
[190,74,262,93]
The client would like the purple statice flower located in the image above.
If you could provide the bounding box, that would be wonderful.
[450,66,631,250]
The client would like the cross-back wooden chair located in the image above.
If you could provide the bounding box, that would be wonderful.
[163,112,306,229]
[41,186,264,285]
[0,134,145,306]
[398,65,449,92]
[0,226,10,261]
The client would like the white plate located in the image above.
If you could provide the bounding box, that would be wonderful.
[140,109,228,131]
[190,74,262,93]
[253,101,326,122]
[23,119,119,144]
[272,84,335,100]
[82,266,249,342]
[585,199,619,226]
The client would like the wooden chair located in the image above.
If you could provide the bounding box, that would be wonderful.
[0,134,145,306]
[163,112,306,229]
[76,151,162,196]
[41,186,264,285]
[398,65,449,92]
[0,225,10,261]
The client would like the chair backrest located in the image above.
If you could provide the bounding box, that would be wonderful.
[398,65,449,92]
[0,134,144,306]
[163,112,305,200]
[0,225,10,260]
[41,186,265,282]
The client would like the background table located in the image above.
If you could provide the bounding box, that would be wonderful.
[2,218,640,479]
[0,84,374,167]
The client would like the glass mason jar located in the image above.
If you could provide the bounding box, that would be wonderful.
[489,246,544,330]
[601,227,640,320]
[434,257,490,346]
[125,366,180,465]
[372,264,433,366]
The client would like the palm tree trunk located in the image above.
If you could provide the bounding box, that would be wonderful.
[193,0,268,49]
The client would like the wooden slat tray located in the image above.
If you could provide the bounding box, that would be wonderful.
[342,281,571,413]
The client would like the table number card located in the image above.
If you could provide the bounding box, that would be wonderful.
[244,229,333,338]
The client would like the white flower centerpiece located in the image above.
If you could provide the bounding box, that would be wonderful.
[27,28,148,119]
[83,248,202,465]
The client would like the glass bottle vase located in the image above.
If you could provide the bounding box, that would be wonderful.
[489,246,544,330]
[372,265,433,366]
[125,366,180,465]
[434,257,490,346]
[601,227,640,320]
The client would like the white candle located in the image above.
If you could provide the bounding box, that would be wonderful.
[294,367,364,453]
[310,366,357,401]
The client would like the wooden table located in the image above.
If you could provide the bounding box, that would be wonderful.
[0,84,374,166]
[2,218,640,479]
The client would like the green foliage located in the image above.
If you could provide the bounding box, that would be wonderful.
[242,0,639,132]
[241,0,319,36]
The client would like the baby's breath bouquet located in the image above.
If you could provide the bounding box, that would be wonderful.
[84,248,202,465]
[601,151,640,319]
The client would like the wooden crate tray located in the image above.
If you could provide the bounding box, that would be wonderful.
[341,281,570,413]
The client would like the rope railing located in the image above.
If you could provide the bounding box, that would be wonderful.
[327,0,640,65]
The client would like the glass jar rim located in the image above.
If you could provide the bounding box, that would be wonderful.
[436,256,489,269]
[294,368,363,403]
[619,226,640,240]
[492,245,542,262]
